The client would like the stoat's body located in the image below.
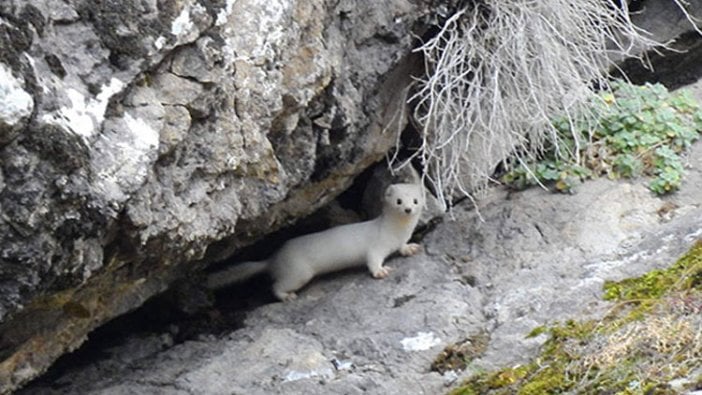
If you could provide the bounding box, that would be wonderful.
[207,183,424,301]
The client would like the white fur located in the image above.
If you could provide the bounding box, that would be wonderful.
[207,183,424,301]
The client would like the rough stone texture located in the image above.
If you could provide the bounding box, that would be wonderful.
[2,1,701,392]
[21,90,702,394]
[616,0,702,89]
[0,0,456,391]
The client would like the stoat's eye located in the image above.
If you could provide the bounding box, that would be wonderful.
[396,198,402,205]
[413,198,418,205]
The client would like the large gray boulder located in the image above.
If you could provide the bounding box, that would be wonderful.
[20,112,702,395]
[19,75,702,395]
[0,0,454,391]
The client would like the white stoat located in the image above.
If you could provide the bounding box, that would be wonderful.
[207,183,424,301]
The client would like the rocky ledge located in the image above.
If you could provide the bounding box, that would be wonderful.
[23,119,702,395]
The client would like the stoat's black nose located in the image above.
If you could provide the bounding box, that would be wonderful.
[404,208,412,214]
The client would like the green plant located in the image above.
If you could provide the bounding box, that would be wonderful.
[502,81,702,195]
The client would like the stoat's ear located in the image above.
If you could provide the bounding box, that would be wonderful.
[384,185,396,198]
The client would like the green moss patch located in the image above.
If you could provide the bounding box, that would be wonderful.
[604,239,702,302]
[449,240,702,395]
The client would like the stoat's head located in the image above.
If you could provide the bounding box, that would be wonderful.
[383,183,424,217]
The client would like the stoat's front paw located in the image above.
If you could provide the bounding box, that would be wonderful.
[282,292,298,302]
[274,291,298,302]
[399,243,421,256]
[372,266,392,279]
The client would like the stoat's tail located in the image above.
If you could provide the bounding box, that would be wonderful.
[206,260,268,290]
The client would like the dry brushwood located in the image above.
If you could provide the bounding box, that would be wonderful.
[406,0,698,203]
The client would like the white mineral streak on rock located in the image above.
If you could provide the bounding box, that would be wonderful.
[400,332,442,351]
[41,78,125,139]
[171,7,194,36]
[0,63,34,126]
[172,3,207,36]
[221,0,289,65]
[283,367,335,383]
[171,3,207,45]
[216,0,237,26]
[124,113,160,151]
[154,35,167,50]
[92,112,159,205]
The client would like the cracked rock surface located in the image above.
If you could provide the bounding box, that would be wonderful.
[22,128,702,394]
[0,0,455,391]
[2,0,701,393]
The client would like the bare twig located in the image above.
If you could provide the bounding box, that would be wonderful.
[405,0,695,204]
